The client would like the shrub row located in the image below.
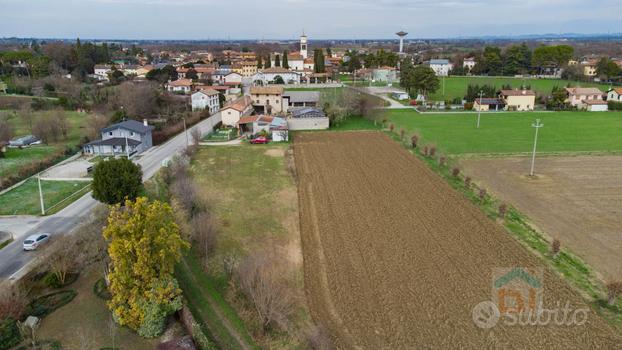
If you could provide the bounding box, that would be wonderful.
[24,290,77,318]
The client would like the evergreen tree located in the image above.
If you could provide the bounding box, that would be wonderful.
[275,54,281,67]
[264,55,271,69]
[282,50,289,69]
[257,56,263,69]
[92,157,143,205]
[314,49,325,73]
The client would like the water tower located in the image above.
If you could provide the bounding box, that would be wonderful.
[396,31,408,54]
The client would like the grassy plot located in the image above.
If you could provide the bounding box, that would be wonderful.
[0,178,90,215]
[386,110,622,154]
[0,146,60,178]
[430,76,610,101]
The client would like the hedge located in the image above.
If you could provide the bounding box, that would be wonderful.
[0,318,21,350]
[25,290,77,318]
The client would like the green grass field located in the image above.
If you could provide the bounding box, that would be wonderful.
[431,76,610,101]
[0,178,91,215]
[386,110,622,155]
[0,110,89,180]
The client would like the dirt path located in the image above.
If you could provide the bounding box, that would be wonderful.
[179,259,254,350]
[294,132,621,349]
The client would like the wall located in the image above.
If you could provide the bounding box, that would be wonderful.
[287,118,329,130]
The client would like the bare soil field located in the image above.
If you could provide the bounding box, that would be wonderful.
[461,155,622,282]
[294,132,621,349]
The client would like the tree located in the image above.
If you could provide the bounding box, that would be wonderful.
[314,49,325,73]
[503,43,532,75]
[45,235,80,285]
[273,75,284,84]
[116,82,159,118]
[401,65,440,98]
[596,57,621,81]
[607,282,622,306]
[274,54,281,67]
[257,56,263,69]
[104,197,188,337]
[282,50,289,69]
[92,157,143,205]
[264,56,271,69]
[186,68,198,81]
[0,115,13,143]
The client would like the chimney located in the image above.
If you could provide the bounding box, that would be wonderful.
[143,119,148,127]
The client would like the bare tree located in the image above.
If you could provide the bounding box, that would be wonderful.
[237,252,293,334]
[0,115,14,142]
[0,284,28,320]
[607,282,622,306]
[190,127,202,145]
[498,203,508,218]
[116,82,159,118]
[478,189,487,202]
[20,105,34,134]
[191,211,218,265]
[45,235,80,285]
[171,173,203,216]
[306,324,334,350]
[550,239,561,258]
[52,109,69,140]
[410,134,419,149]
[464,176,472,188]
[86,114,111,141]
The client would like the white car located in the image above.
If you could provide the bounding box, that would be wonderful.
[23,233,50,251]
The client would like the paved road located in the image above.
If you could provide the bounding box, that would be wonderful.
[0,113,221,281]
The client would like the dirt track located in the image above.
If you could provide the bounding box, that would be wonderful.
[294,132,621,349]
[460,155,622,281]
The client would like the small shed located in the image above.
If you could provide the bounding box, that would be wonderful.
[583,99,608,112]
[392,91,410,101]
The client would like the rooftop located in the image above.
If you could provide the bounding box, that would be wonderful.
[250,86,284,95]
[283,91,320,103]
[101,119,154,134]
[501,89,536,97]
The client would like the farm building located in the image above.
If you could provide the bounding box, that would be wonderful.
[282,91,320,112]
[474,98,505,111]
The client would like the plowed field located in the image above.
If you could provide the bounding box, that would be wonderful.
[294,132,621,349]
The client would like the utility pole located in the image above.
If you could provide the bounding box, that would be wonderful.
[530,119,544,177]
[37,173,45,215]
[125,133,129,158]
[476,90,483,128]
[183,118,189,146]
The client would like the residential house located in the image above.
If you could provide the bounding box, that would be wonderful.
[303,58,315,72]
[252,68,301,85]
[122,65,140,76]
[282,91,320,112]
[211,70,230,85]
[135,65,153,78]
[94,64,112,80]
[372,67,398,83]
[237,115,289,141]
[234,61,258,77]
[581,59,598,77]
[191,89,220,114]
[166,79,193,94]
[463,57,476,71]
[500,89,536,111]
[83,119,154,156]
[250,86,284,114]
[428,59,453,76]
[223,72,243,86]
[473,98,505,111]
[221,95,253,126]
[287,107,329,130]
[564,87,604,108]
[607,88,622,102]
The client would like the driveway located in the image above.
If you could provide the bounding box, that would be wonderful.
[41,158,92,180]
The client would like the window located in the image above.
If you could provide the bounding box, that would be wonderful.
[130,132,134,136]
[109,132,113,136]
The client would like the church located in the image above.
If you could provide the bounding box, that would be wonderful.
[270,32,314,72]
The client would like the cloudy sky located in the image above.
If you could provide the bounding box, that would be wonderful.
[1,0,621,40]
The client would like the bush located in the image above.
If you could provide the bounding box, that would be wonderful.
[93,278,112,300]
[25,290,77,318]
[42,272,62,289]
[0,318,21,350]
[92,157,143,205]
[608,101,622,111]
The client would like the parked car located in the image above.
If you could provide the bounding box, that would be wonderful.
[23,233,50,251]
[249,136,269,144]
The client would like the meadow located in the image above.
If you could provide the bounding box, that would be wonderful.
[386,109,622,154]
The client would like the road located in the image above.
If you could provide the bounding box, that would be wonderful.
[0,113,221,281]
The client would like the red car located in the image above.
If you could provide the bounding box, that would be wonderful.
[249,136,269,144]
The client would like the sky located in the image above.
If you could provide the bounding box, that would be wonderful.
[1,0,621,40]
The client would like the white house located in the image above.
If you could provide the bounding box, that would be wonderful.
[463,57,476,71]
[83,119,154,156]
[223,72,243,86]
[564,87,604,107]
[94,64,112,80]
[252,68,301,85]
[583,100,609,112]
[428,59,453,76]
[607,88,622,102]
[191,89,220,114]
[166,79,193,94]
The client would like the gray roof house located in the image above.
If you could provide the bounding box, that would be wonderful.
[83,119,154,157]
[8,135,40,147]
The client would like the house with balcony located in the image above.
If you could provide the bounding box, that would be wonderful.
[83,119,154,156]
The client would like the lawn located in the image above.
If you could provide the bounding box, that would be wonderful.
[203,128,236,142]
[0,110,89,180]
[0,178,91,215]
[430,76,610,101]
[386,110,622,155]
[0,146,60,178]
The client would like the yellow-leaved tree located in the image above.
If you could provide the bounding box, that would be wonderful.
[103,197,189,338]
